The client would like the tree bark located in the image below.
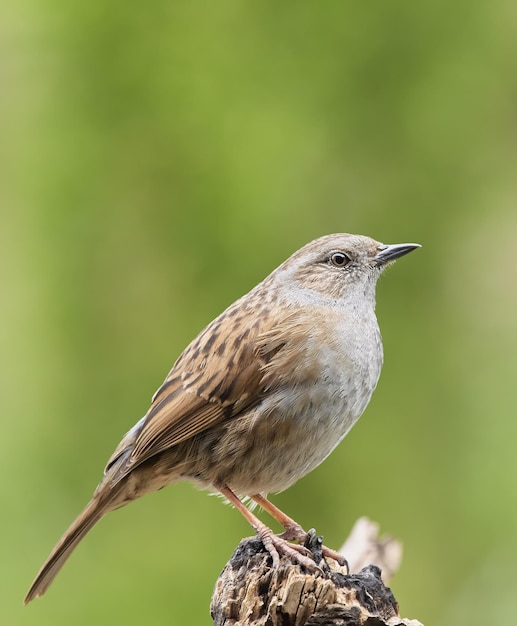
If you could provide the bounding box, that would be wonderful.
[211,519,423,626]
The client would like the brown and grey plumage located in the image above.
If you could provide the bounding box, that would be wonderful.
[25,233,419,603]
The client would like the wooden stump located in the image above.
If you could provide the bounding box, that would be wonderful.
[211,521,423,626]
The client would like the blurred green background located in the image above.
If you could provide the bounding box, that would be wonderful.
[3,1,516,624]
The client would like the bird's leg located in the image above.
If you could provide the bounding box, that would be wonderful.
[219,485,322,573]
[251,493,306,541]
[251,493,348,569]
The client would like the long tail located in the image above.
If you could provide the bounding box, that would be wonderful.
[25,494,113,604]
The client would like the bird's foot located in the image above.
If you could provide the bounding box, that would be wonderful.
[257,525,324,574]
[279,525,349,571]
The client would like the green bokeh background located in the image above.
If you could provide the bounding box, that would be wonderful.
[3,2,517,624]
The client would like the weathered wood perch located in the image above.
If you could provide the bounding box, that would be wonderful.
[211,518,423,626]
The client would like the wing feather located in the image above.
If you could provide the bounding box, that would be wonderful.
[111,307,271,477]
[106,306,317,483]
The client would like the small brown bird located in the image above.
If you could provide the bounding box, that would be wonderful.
[25,233,420,603]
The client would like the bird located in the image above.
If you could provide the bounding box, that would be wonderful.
[25,233,420,603]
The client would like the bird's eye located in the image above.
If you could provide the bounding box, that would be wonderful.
[330,252,351,268]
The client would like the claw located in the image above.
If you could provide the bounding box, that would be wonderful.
[321,546,349,571]
[258,527,324,574]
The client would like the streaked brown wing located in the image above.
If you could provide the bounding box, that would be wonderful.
[128,355,264,467]
[108,303,283,479]
[105,305,316,484]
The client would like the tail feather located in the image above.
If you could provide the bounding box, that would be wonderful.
[25,496,109,604]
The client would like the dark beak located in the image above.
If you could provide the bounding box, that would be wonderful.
[375,243,421,265]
